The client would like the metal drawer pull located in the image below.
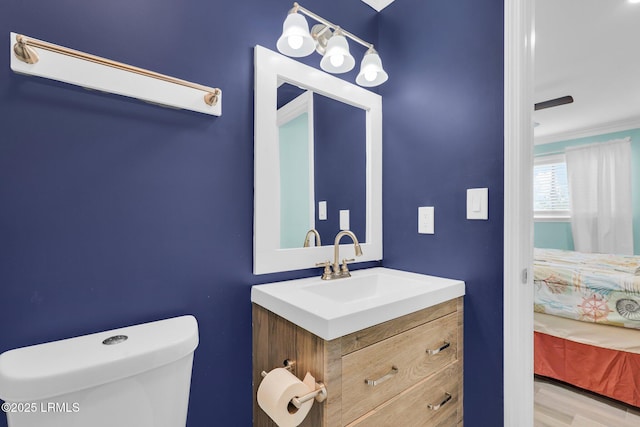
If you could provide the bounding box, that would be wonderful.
[364,366,398,386]
[426,341,451,355]
[428,392,452,411]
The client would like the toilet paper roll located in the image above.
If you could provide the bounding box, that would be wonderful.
[257,368,315,427]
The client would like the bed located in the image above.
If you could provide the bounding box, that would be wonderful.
[533,248,640,407]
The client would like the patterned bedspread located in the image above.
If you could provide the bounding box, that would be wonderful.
[534,248,640,275]
[534,249,640,329]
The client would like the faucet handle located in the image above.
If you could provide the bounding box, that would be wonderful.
[316,261,333,280]
[340,258,355,275]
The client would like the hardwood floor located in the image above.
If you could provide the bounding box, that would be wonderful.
[534,376,640,427]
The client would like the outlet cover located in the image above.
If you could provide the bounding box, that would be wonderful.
[418,206,434,234]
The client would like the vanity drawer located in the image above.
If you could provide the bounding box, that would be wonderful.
[341,313,458,425]
[341,299,458,355]
[346,361,461,427]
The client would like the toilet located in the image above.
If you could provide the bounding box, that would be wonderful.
[0,315,199,427]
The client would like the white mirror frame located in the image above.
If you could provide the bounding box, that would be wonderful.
[254,45,383,274]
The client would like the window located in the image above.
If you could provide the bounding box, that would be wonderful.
[533,154,570,220]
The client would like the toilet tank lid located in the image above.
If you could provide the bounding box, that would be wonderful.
[0,315,199,402]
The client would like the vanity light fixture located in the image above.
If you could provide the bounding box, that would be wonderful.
[319,29,355,74]
[356,47,388,87]
[277,12,316,57]
[277,2,388,87]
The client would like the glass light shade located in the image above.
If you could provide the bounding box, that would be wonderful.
[356,50,388,87]
[320,34,355,73]
[276,13,316,57]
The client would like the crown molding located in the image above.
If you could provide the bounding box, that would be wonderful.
[535,116,640,145]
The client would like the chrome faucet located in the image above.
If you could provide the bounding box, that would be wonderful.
[316,230,363,280]
[303,229,321,247]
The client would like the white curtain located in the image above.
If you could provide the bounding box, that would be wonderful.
[565,138,633,255]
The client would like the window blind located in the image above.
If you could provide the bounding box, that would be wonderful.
[533,156,570,216]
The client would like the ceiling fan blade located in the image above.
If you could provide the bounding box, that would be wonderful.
[534,95,574,111]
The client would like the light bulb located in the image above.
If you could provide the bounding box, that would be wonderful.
[288,35,303,50]
[277,13,315,57]
[364,69,377,82]
[320,32,355,73]
[356,49,388,86]
[330,54,344,67]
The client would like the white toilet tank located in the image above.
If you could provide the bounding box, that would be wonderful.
[0,315,199,427]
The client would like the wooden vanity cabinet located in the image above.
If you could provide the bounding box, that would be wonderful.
[253,297,463,427]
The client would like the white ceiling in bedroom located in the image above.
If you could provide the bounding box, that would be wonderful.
[534,0,640,143]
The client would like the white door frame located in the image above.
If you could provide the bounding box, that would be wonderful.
[504,0,534,425]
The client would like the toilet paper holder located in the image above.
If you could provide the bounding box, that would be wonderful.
[261,360,328,409]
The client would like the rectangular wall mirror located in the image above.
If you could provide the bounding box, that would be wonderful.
[254,45,382,274]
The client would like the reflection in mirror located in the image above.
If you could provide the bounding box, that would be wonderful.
[254,45,382,274]
[277,83,366,248]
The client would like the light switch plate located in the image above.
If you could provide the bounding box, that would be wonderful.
[467,188,488,220]
[340,209,350,230]
[418,206,434,234]
[319,201,327,220]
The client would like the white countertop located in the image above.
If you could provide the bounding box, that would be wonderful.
[251,267,465,340]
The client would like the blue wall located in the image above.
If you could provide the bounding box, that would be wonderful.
[0,1,377,426]
[534,128,640,254]
[314,94,367,244]
[0,0,506,426]
[380,1,505,425]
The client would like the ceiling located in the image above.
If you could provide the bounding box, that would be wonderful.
[361,0,394,12]
[534,0,640,143]
[360,0,640,143]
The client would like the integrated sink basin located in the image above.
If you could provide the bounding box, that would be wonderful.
[303,272,424,303]
[251,267,465,340]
